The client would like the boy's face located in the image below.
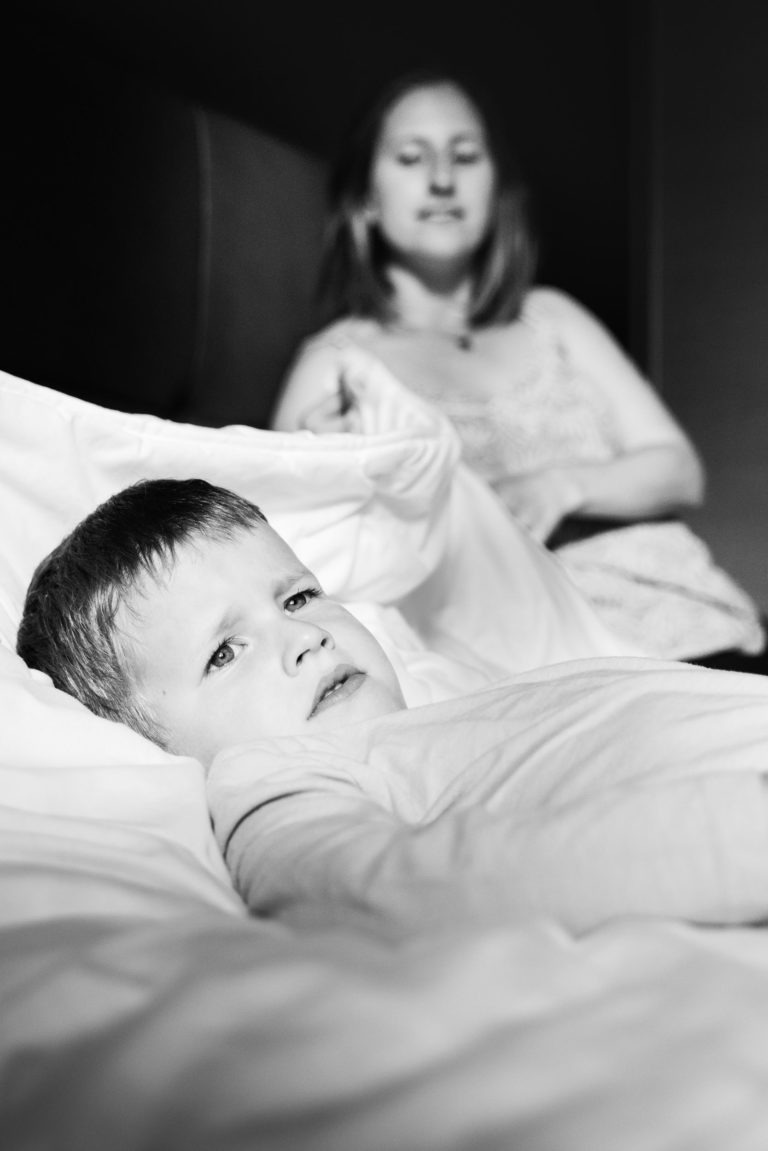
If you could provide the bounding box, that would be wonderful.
[119,523,406,767]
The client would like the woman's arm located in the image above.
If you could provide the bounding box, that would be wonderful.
[271,341,340,431]
[495,289,705,540]
[494,445,705,542]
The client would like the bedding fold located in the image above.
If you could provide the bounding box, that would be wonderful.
[5,905,768,1150]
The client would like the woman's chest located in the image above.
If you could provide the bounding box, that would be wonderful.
[364,325,619,476]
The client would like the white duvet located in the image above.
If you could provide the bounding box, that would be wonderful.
[3,366,768,1148]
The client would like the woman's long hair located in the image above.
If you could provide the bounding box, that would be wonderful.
[318,68,537,328]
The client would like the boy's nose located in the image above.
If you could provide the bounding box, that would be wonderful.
[283,620,334,674]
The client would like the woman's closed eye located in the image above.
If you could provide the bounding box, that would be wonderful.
[396,145,424,167]
[453,144,483,164]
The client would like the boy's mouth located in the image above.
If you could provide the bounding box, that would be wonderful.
[308,665,366,718]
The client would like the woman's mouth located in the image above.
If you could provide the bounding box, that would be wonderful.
[418,207,463,222]
[308,665,366,718]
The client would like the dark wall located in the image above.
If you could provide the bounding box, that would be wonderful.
[1,21,200,414]
[649,0,768,608]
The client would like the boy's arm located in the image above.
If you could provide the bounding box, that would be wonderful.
[211,765,768,938]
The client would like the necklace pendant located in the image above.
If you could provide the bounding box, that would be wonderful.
[456,332,473,351]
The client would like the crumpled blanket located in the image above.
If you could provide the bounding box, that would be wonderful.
[6,908,768,1151]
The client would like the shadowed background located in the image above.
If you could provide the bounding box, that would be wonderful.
[2,0,766,607]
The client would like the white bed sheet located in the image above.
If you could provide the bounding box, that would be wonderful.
[2,369,768,1148]
[4,908,768,1149]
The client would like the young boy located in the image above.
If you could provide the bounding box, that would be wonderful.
[17,477,768,938]
[16,477,407,768]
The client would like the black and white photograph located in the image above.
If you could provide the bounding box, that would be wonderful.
[3,3,768,1148]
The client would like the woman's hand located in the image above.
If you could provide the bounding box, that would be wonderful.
[492,470,584,542]
[492,440,705,543]
[298,373,362,434]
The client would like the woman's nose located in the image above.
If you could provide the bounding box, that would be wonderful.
[429,154,455,195]
[282,619,334,674]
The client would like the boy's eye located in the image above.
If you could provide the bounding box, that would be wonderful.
[207,641,236,673]
[284,586,322,612]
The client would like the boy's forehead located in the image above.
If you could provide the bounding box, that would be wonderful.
[119,522,313,643]
[177,522,311,583]
[124,521,309,600]
[222,521,308,571]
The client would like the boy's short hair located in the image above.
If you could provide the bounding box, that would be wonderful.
[16,478,266,745]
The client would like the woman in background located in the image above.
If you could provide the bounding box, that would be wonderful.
[272,69,767,670]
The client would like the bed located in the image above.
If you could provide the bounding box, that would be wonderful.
[4,362,768,1150]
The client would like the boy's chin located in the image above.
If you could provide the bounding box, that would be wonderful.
[309,684,404,732]
[204,685,406,763]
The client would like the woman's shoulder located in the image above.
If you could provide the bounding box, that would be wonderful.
[521,286,623,353]
[299,315,383,357]
[522,285,593,326]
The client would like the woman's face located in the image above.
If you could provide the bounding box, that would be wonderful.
[368,83,496,275]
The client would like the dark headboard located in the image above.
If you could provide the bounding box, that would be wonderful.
[0,28,327,428]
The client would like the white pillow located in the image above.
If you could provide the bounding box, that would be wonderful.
[0,361,632,679]
[0,645,241,926]
[0,360,459,649]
